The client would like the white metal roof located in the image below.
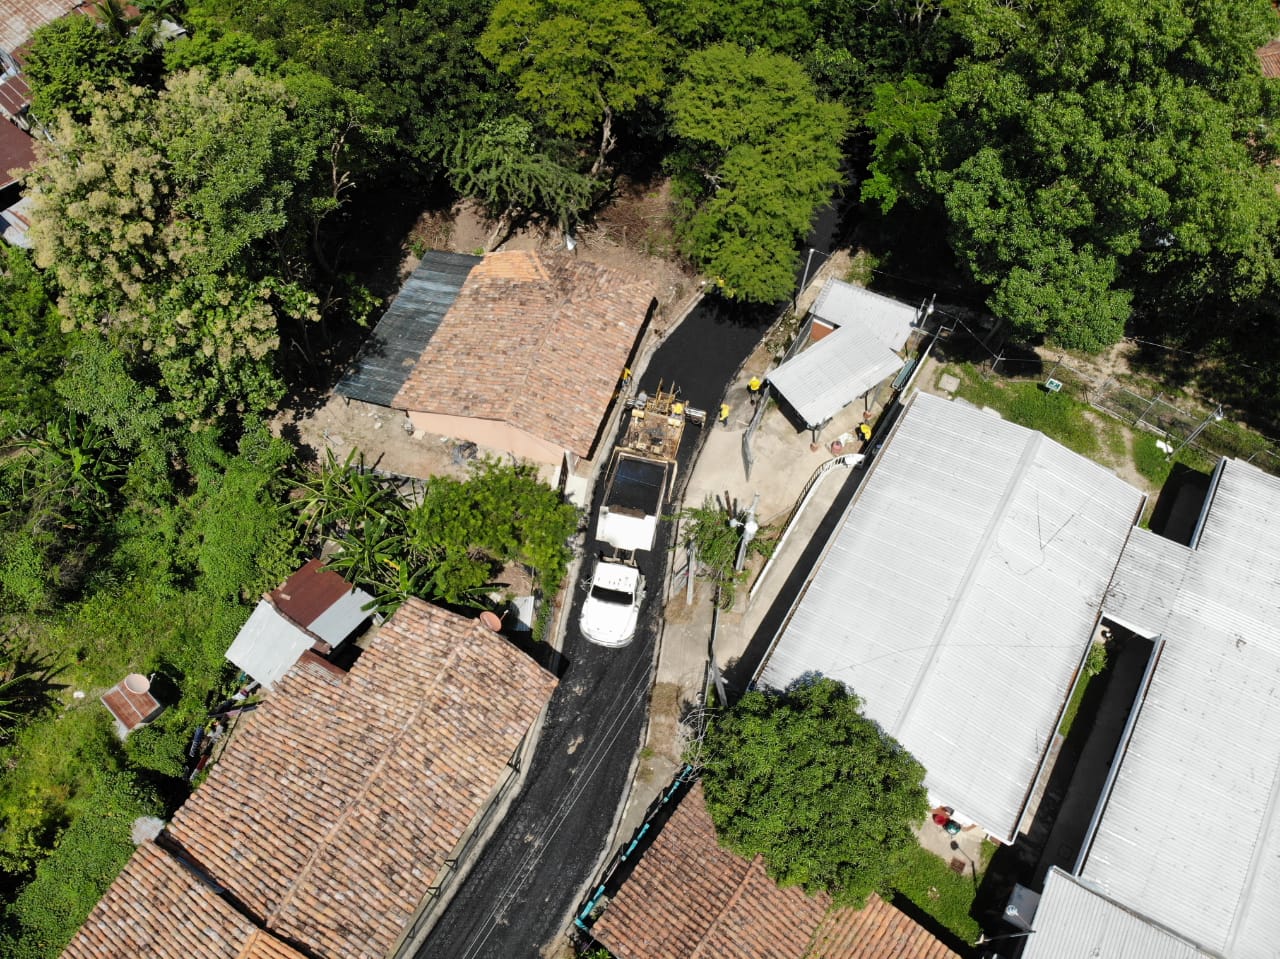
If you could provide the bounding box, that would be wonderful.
[1023,868,1215,959]
[757,392,1144,842]
[306,588,373,646]
[1079,459,1280,959]
[766,320,904,429]
[810,278,919,351]
[225,600,317,690]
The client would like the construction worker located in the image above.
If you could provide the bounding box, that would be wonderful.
[621,366,632,384]
[747,376,762,405]
[718,403,731,427]
[857,421,872,447]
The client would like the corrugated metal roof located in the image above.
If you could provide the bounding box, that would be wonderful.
[1079,459,1280,958]
[335,250,480,407]
[810,278,919,352]
[766,320,904,428]
[268,558,371,645]
[225,600,317,690]
[1023,868,1215,959]
[757,392,1144,842]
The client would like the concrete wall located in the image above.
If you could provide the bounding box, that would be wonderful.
[406,410,565,471]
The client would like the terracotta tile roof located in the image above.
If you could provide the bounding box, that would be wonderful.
[100,675,161,733]
[1260,39,1280,79]
[392,250,654,459]
[60,841,307,959]
[593,783,961,959]
[167,598,557,959]
[0,0,85,51]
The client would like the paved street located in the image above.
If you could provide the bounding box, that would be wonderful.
[413,296,771,959]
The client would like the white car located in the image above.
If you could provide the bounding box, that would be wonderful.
[580,560,644,648]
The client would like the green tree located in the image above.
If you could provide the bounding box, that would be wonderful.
[447,117,599,248]
[25,67,375,420]
[22,12,163,123]
[184,0,496,173]
[480,0,670,174]
[668,44,849,302]
[680,495,773,609]
[863,0,1280,350]
[0,247,64,434]
[645,0,816,55]
[699,678,928,905]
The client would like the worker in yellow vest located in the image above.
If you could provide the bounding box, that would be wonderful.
[747,376,762,405]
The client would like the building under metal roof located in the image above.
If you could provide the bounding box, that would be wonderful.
[1066,458,1280,959]
[1023,869,1214,959]
[225,562,373,689]
[766,318,904,430]
[335,250,480,407]
[756,392,1145,843]
[809,278,920,352]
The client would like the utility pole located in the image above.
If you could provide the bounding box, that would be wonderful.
[732,493,760,572]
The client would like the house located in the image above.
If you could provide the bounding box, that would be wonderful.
[756,391,1146,844]
[339,250,654,477]
[1022,457,1280,959]
[767,279,918,432]
[590,781,960,959]
[335,250,481,409]
[1023,868,1216,959]
[1258,39,1280,79]
[0,0,85,53]
[224,559,374,690]
[62,842,309,959]
[63,598,558,959]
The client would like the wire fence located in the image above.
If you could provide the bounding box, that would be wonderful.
[971,348,1280,477]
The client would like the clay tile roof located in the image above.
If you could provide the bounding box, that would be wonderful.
[0,0,85,51]
[391,250,654,459]
[1261,39,1280,79]
[592,783,961,959]
[166,598,557,959]
[60,842,307,959]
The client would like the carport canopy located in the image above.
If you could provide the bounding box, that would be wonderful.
[766,320,903,429]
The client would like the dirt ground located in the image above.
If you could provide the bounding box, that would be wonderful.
[276,184,701,477]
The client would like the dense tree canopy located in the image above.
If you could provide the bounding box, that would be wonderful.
[480,0,670,173]
[24,67,373,420]
[699,678,928,905]
[668,44,849,302]
[863,0,1280,350]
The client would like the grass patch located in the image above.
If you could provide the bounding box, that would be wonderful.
[1057,671,1091,740]
[950,364,1099,458]
[890,843,981,943]
[1132,432,1174,486]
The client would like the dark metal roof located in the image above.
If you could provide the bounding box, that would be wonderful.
[335,250,481,407]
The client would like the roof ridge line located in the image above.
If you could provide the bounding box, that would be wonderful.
[264,616,478,927]
[890,427,1042,837]
[687,854,761,959]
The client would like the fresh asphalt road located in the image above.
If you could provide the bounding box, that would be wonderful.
[413,296,770,959]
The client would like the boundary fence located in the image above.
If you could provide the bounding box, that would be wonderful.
[974,349,1280,477]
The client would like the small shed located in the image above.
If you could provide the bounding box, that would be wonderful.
[101,674,162,738]
[766,279,918,431]
[225,560,373,690]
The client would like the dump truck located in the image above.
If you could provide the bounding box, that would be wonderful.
[580,386,702,648]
